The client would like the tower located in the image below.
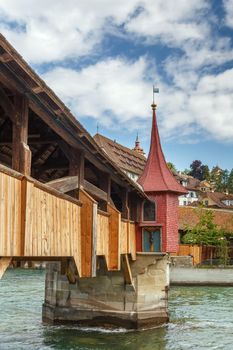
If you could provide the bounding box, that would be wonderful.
[137,103,187,253]
[132,133,145,156]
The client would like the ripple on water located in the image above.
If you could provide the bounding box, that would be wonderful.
[1,270,233,349]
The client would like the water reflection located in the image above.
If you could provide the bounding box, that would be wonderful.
[42,325,167,350]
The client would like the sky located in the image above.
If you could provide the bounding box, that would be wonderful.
[0,0,233,171]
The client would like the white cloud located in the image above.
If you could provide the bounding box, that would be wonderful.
[42,57,154,129]
[126,0,210,46]
[0,0,212,64]
[0,0,139,63]
[42,57,233,144]
[0,0,233,145]
[223,0,233,28]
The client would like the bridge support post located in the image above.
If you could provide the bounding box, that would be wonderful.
[42,253,169,329]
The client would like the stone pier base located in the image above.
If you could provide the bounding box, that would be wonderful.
[42,253,169,329]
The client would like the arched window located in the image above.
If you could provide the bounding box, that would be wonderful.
[143,200,156,221]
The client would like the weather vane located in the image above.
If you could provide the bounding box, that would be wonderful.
[153,85,159,104]
[97,123,99,134]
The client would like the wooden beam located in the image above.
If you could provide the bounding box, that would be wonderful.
[83,179,108,202]
[122,254,134,286]
[120,188,129,219]
[32,85,43,94]
[34,161,68,172]
[12,95,31,175]
[47,176,79,193]
[0,87,17,122]
[32,144,55,165]
[0,258,12,279]
[0,52,13,63]
[46,175,108,201]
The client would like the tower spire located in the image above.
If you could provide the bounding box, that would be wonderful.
[133,132,145,156]
[138,103,186,194]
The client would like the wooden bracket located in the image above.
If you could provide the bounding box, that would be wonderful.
[122,254,134,287]
[0,258,12,279]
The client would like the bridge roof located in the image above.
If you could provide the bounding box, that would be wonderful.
[0,34,147,199]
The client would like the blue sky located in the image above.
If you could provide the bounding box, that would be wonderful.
[0,0,233,171]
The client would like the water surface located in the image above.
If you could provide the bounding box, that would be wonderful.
[1,269,233,350]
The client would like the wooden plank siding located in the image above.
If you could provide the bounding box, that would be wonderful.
[0,171,22,256]
[128,222,136,261]
[0,166,137,278]
[97,211,110,268]
[24,181,82,274]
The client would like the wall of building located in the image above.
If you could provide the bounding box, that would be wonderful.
[179,191,198,206]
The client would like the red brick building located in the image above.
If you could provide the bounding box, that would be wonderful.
[95,103,187,254]
[137,103,187,253]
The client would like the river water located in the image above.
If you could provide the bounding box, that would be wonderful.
[1,269,233,350]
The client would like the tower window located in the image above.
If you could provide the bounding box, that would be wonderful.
[143,200,156,221]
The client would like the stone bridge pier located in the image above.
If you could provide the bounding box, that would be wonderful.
[43,253,169,329]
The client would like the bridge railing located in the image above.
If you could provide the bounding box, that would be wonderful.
[0,164,137,278]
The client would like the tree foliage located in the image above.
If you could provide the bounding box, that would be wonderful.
[185,161,233,194]
[182,208,226,246]
[167,162,177,173]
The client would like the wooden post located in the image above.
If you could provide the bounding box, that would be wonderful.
[69,150,84,198]
[92,202,98,277]
[98,172,111,211]
[121,188,129,220]
[12,95,31,175]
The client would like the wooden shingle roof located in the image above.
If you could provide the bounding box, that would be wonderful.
[94,133,146,176]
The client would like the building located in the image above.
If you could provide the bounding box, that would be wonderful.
[175,173,199,206]
[95,105,187,254]
[137,103,187,253]
[200,191,233,209]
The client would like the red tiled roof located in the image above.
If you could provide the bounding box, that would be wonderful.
[138,105,187,194]
[94,133,146,176]
[178,206,233,233]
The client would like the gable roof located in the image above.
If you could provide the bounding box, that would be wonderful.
[94,133,146,176]
[138,104,187,194]
[0,34,147,199]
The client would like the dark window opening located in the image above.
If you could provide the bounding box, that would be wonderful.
[143,200,156,221]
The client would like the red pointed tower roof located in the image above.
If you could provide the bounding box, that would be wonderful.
[138,104,187,194]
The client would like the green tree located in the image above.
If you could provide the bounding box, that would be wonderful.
[222,169,229,191]
[183,168,191,175]
[201,165,210,181]
[228,169,233,194]
[190,160,202,180]
[211,166,223,191]
[182,208,230,265]
[167,162,177,173]
[183,208,225,246]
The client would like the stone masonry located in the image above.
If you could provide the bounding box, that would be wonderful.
[43,253,169,329]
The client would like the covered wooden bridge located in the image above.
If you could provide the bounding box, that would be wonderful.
[0,35,146,280]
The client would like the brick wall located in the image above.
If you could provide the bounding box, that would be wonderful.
[166,194,179,253]
[144,192,179,253]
